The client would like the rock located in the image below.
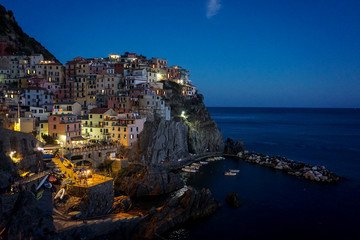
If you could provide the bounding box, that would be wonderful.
[275,164,283,170]
[5,191,55,240]
[134,187,220,239]
[0,151,18,193]
[136,83,224,165]
[114,164,184,197]
[304,170,320,181]
[54,195,82,214]
[236,152,243,158]
[225,192,241,208]
[224,138,245,155]
[111,195,132,213]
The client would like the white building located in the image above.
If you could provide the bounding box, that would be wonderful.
[23,87,53,107]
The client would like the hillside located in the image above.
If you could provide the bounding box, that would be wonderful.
[0,4,58,61]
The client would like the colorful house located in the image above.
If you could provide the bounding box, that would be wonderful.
[48,114,82,146]
[81,108,117,140]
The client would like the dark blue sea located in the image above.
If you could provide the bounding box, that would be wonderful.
[169,107,360,240]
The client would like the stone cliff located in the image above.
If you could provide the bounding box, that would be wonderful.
[135,81,224,165]
[0,128,44,193]
[134,186,220,239]
[114,164,184,197]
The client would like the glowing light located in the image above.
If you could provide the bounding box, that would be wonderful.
[180,111,187,119]
[14,120,20,132]
[9,151,20,163]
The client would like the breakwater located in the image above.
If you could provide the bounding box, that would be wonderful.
[236,151,341,183]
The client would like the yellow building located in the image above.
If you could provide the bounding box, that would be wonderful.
[76,75,97,107]
[35,61,64,84]
[38,121,48,143]
[81,108,117,140]
[105,114,146,147]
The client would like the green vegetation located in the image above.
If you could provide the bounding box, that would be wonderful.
[97,159,113,174]
[41,134,57,145]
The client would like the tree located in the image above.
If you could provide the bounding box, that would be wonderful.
[42,134,57,145]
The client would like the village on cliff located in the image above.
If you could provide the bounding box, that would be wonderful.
[0,52,196,148]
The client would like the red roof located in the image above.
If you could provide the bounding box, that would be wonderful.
[89,108,111,114]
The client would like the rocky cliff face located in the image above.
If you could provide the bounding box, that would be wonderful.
[139,119,189,164]
[135,81,224,165]
[2,191,55,240]
[114,164,184,197]
[135,186,220,239]
[0,4,58,60]
[0,128,44,193]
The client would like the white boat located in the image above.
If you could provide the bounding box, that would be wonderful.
[224,172,237,176]
[229,169,240,173]
[191,164,200,170]
[55,188,65,200]
[182,168,196,173]
[36,175,49,191]
[199,161,208,165]
[207,158,215,161]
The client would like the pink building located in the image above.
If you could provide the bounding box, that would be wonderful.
[48,114,82,146]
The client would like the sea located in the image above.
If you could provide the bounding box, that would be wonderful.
[168,107,360,240]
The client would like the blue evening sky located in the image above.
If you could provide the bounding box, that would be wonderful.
[2,0,360,108]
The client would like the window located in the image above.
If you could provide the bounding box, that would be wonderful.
[130,128,133,132]
[130,134,133,139]
[40,124,43,128]
[53,117,56,121]
[124,134,126,139]
[90,128,92,132]
[124,128,126,132]
[90,115,92,118]
[100,115,102,119]
[53,125,56,129]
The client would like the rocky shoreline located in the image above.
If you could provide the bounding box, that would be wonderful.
[236,151,341,183]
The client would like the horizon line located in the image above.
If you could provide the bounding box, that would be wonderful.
[206,106,360,109]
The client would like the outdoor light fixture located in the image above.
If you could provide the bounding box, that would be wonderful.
[181,111,187,119]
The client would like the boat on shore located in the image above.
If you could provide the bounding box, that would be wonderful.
[224,172,237,176]
[36,175,49,191]
[182,168,197,173]
[199,161,208,165]
[55,188,65,200]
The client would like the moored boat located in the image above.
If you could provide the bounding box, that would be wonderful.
[182,168,197,173]
[229,169,240,173]
[224,171,237,176]
[199,161,208,165]
[55,188,65,200]
[36,175,49,191]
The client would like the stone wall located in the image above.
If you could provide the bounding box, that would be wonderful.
[68,179,114,218]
